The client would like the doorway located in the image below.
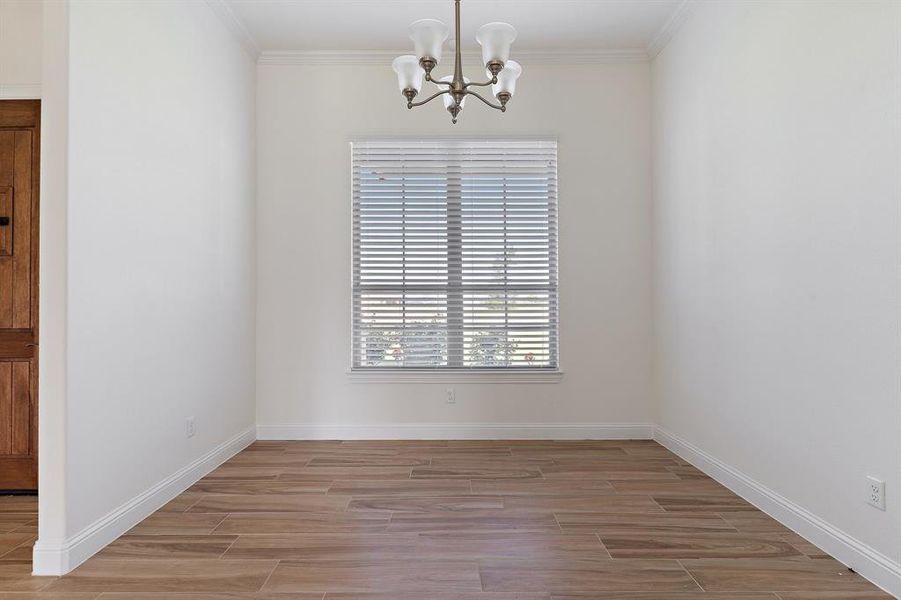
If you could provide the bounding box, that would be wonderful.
[0,100,39,492]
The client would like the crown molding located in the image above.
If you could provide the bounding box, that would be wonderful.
[258,48,648,66]
[647,0,698,59]
[0,84,41,99]
[203,1,676,66]
[204,0,260,60]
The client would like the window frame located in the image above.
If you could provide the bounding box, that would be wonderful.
[348,139,562,381]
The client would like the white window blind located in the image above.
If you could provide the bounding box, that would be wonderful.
[352,140,558,370]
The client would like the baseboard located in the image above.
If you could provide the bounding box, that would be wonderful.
[0,84,41,99]
[654,426,901,598]
[32,425,255,576]
[257,422,655,441]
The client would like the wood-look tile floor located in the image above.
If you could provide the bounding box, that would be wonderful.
[0,440,893,599]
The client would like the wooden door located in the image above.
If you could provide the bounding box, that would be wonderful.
[0,101,39,491]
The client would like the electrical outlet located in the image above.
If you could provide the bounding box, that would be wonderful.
[446,388,456,404]
[867,476,885,510]
[186,417,196,438]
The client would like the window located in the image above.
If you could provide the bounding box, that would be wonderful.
[351,140,558,371]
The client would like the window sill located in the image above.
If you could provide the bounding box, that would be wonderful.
[346,369,565,384]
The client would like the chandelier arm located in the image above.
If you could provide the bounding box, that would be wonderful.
[465,89,505,111]
[428,78,454,87]
[463,78,497,89]
[408,89,451,108]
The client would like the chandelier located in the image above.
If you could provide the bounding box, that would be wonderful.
[392,0,522,124]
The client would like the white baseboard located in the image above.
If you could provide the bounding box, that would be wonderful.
[654,426,901,598]
[257,422,655,441]
[32,426,255,576]
[0,84,41,99]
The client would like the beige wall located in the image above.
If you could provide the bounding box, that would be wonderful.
[0,0,42,97]
[35,0,68,574]
[652,0,901,587]
[255,61,654,433]
[35,0,257,574]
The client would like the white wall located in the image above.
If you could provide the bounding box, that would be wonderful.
[256,61,654,433]
[652,0,901,584]
[36,0,69,568]
[35,0,257,572]
[0,0,42,97]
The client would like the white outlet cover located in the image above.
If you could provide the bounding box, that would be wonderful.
[867,476,885,511]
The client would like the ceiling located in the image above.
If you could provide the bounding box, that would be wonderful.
[225,0,682,53]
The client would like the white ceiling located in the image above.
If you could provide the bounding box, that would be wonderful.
[225,0,682,53]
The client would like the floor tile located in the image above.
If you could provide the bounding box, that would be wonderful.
[681,558,879,592]
[0,500,36,515]
[555,511,737,535]
[0,517,35,536]
[98,536,238,560]
[263,559,481,593]
[126,513,227,536]
[599,532,802,559]
[43,559,278,593]
[479,558,700,594]
[157,492,204,513]
[550,593,777,599]
[95,594,322,599]
[0,536,33,560]
[189,481,332,495]
[347,495,503,513]
[411,467,542,480]
[279,468,413,481]
[326,594,547,600]
[471,480,617,495]
[651,494,757,512]
[327,479,470,496]
[507,495,664,513]
[188,494,349,513]
[610,480,734,496]
[720,512,795,534]
[387,510,560,533]
[213,512,390,535]
[223,533,420,561]
[0,563,54,592]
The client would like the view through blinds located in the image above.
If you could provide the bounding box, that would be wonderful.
[352,140,558,369]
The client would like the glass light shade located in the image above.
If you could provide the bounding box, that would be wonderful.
[392,55,425,93]
[491,60,522,97]
[440,76,469,110]
[409,19,449,63]
[475,22,517,66]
